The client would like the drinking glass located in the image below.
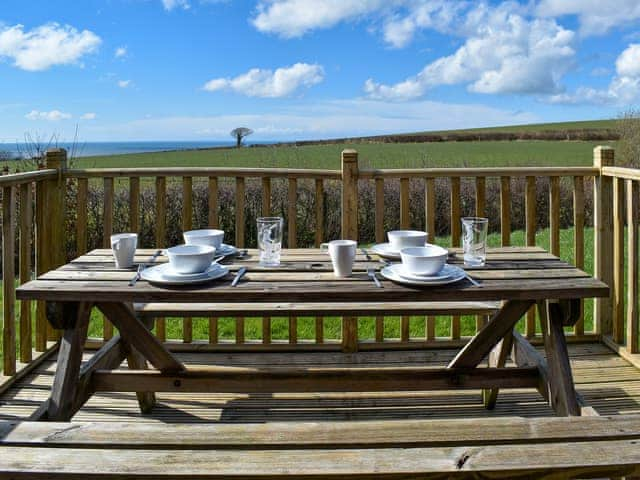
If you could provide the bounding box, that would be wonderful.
[257,217,283,266]
[461,217,489,267]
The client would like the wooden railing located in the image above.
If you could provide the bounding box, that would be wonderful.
[0,167,59,384]
[1,145,638,381]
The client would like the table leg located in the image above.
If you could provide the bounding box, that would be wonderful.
[126,345,156,414]
[46,302,91,421]
[538,300,581,416]
[482,329,514,410]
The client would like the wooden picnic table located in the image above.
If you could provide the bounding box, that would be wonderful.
[16,247,608,421]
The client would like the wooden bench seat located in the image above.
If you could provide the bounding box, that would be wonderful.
[134,301,501,317]
[1,416,640,478]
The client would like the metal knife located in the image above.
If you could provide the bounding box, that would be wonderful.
[129,249,162,286]
[231,267,247,287]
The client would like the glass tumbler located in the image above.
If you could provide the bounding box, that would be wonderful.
[257,217,284,266]
[461,217,489,267]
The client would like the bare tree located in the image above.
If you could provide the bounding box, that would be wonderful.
[617,109,640,167]
[230,127,253,148]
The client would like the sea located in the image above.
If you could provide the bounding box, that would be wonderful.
[0,140,264,158]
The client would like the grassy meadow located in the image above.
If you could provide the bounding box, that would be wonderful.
[75,139,616,170]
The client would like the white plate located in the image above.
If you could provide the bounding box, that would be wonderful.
[141,263,229,285]
[396,263,456,282]
[380,264,466,286]
[371,242,430,260]
[217,244,238,256]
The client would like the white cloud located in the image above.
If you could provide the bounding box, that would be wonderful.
[203,63,324,98]
[80,112,97,120]
[162,0,190,11]
[536,0,640,36]
[114,46,127,58]
[118,79,132,88]
[0,23,101,71]
[549,43,640,105]
[382,1,467,48]
[366,3,575,100]
[25,110,72,121]
[81,98,539,141]
[252,0,386,38]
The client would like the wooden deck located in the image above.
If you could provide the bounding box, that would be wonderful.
[1,342,639,423]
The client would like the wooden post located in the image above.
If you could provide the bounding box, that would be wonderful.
[594,146,615,336]
[341,150,358,240]
[38,149,67,343]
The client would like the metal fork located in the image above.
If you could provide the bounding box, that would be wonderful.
[367,268,382,288]
[361,248,372,261]
[129,249,162,286]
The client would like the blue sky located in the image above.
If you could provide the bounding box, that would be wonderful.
[1,0,640,142]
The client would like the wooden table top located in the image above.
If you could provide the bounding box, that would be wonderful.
[16,246,608,303]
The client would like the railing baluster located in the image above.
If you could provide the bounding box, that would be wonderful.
[425,177,435,244]
[182,177,193,344]
[263,317,271,344]
[426,317,435,341]
[208,177,219,228]
[155,176,167,342]
[102,177,114,341]
[76,178,88,255]
[573,176,585,335]
[288,177,297,247]
[400,178,410,229]
[315,179,324,247]
[19,183,32,363]
[425,177,436,343]
[3,185,16,375]
[208,318,218,344]
[627,179,639,353]
[549,176,560,256]
[262,177,271,216]
[289,316,297,344]
[525,176,537,337]
[262,177,272,339]
[315,317,324,343]
[401,317,410,342]
[235,177,245,248]
[129,177,140,233]
[375,316,384,342]
[236,317,245,344]
[475,177,486,334]
[208,176,219,346]
[613,177,625,344]
[500,176,511,246]
[450,177,461,340]
[475,177,486,217]
[35,179,46,352]
[375,178,384,244]
[103,177,114,248]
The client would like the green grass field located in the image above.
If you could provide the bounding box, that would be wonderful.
[408,119,617,136]
[74,139,616,170]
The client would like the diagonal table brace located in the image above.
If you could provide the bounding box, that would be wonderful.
[96,302,184,373]
[448,300,534,369]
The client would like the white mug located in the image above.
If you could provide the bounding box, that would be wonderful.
[321,240,357,277]
[111,233,138,269]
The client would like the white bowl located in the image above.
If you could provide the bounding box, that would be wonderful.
[399,245,448,276]
[387,230,427,251]
[183,229,224,249]
[166,244,216,274]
